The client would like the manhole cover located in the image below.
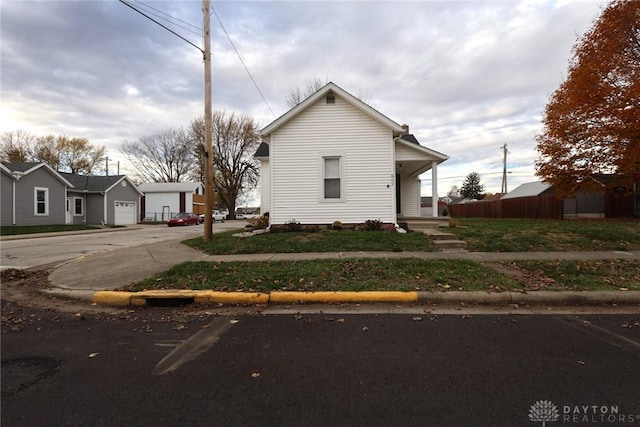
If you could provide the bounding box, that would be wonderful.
[1,357,62,394]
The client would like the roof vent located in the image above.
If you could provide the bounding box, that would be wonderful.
[326,94,335,104]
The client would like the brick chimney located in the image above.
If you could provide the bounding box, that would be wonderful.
[401,124,409,134]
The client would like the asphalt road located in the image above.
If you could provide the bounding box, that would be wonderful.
[2,303,639,427]
[0,221,244,270]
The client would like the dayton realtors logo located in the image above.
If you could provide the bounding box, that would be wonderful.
[529,401,639,425]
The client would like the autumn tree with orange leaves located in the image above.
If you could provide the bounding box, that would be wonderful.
[535,0,640,195]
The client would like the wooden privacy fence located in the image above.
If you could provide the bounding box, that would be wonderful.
[449,196,563,219]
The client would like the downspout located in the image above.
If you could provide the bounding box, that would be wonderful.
[12,179,16,225]
[102,192,107,225]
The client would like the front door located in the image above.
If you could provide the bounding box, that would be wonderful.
[65,198,73,224]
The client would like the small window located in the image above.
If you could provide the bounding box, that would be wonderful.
[34,187,49,216]
[74,197,83,215]
[326,94,335,104]
[323,157,341,199]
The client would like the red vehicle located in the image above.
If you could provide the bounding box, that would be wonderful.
[167,212,200,227]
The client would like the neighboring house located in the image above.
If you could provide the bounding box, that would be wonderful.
[255,82,448,225]
[1,162,72,226]
[501,182,555,200]
[1,162,141,226]
[137,182,205,222]
[420,197,448,217]
[60,172,142,225]
[563,174,639,218]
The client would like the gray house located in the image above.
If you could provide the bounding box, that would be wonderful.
[60,172,143,225]
[1,162,142,226]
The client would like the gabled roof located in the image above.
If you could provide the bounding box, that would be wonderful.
[261,82,405,136]
[254,142,269,158]
[137,182,203,193]
[2,162,74,187]
[60,172,140,194]
[502,181,553,199]
[395,134,449,164]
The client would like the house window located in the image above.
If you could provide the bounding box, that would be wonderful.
[34,187,49,216]
[326,94,335,104]
[323,157,341,199]
[74,197,83,215]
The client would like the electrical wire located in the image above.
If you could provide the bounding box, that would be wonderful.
[119,0,204,55]
[130,0,202,38]
[133,0,202,31]
[211,6,276,118]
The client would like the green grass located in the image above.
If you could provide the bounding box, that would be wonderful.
[184,229,438,254]
[128,258,520,292]
[448,218,640,252]
[510,259,640,291]
[0,224,102,236]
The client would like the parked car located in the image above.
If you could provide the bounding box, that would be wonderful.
[198,210,226,223]
[167,212,200,227]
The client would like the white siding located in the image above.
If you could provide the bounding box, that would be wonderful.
[145,193,180,215]
[259,159,271,216]
[395,142,421,161]
[400,175,420,217]
[270,95,394,224]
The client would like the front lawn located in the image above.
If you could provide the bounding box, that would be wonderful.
[510,259,640,290]
[0,224,102,236]
[447,218,640,252]
[128,259,518,292]
[184,229,438,254]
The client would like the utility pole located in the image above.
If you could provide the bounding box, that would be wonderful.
[501,143,508,194]
[203,0,213,242]
[105,156,110,176]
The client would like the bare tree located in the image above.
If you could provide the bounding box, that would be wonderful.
[0,130,35,163]
[286,77,378,109]
[121,128,196,182]
[190,111,261,218]
[285,76,328,108]
[2,131,105,175]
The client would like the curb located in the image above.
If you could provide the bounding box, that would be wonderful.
[88,289,640,307]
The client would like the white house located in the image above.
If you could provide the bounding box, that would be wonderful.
[138,182,204,222]
[255,82,448,225]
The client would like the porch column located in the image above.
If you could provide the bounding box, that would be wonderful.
[431,161,438,217]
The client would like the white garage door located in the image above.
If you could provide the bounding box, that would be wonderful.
[114,201,136,225]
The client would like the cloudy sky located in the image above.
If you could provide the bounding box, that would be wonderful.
[1,0,606,196]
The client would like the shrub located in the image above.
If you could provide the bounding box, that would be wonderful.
[248,215,269,229]
[331,221,343,231]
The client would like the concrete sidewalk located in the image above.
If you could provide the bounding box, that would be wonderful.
[43,237,640,306]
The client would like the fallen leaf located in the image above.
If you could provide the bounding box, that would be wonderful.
[362,326,369,332]
[323,317,334,322]
[88,353,99,358]
[578,360,585,365]
[230,319,239,324]
[201,325,210,329]
[413,317,423,321]
[251,372,261,378]
[337,318,345,323]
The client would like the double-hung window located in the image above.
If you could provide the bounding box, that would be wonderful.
[34,187,49,216]
[323,156,341,199]
[74,197,83,216]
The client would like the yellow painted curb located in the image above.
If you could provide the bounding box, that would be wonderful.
[208,291,270,304]
[270,291,418,303]
[92,291,133,306]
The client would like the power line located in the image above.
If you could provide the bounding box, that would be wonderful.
[131,0,202,38]
[119,0,204,56]
[211,6,276,118]
[134,0,202,31]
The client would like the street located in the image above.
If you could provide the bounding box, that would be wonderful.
[0,221,244,270]
[2,302,639,427]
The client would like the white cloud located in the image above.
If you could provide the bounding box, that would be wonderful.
[0,0,605,192]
